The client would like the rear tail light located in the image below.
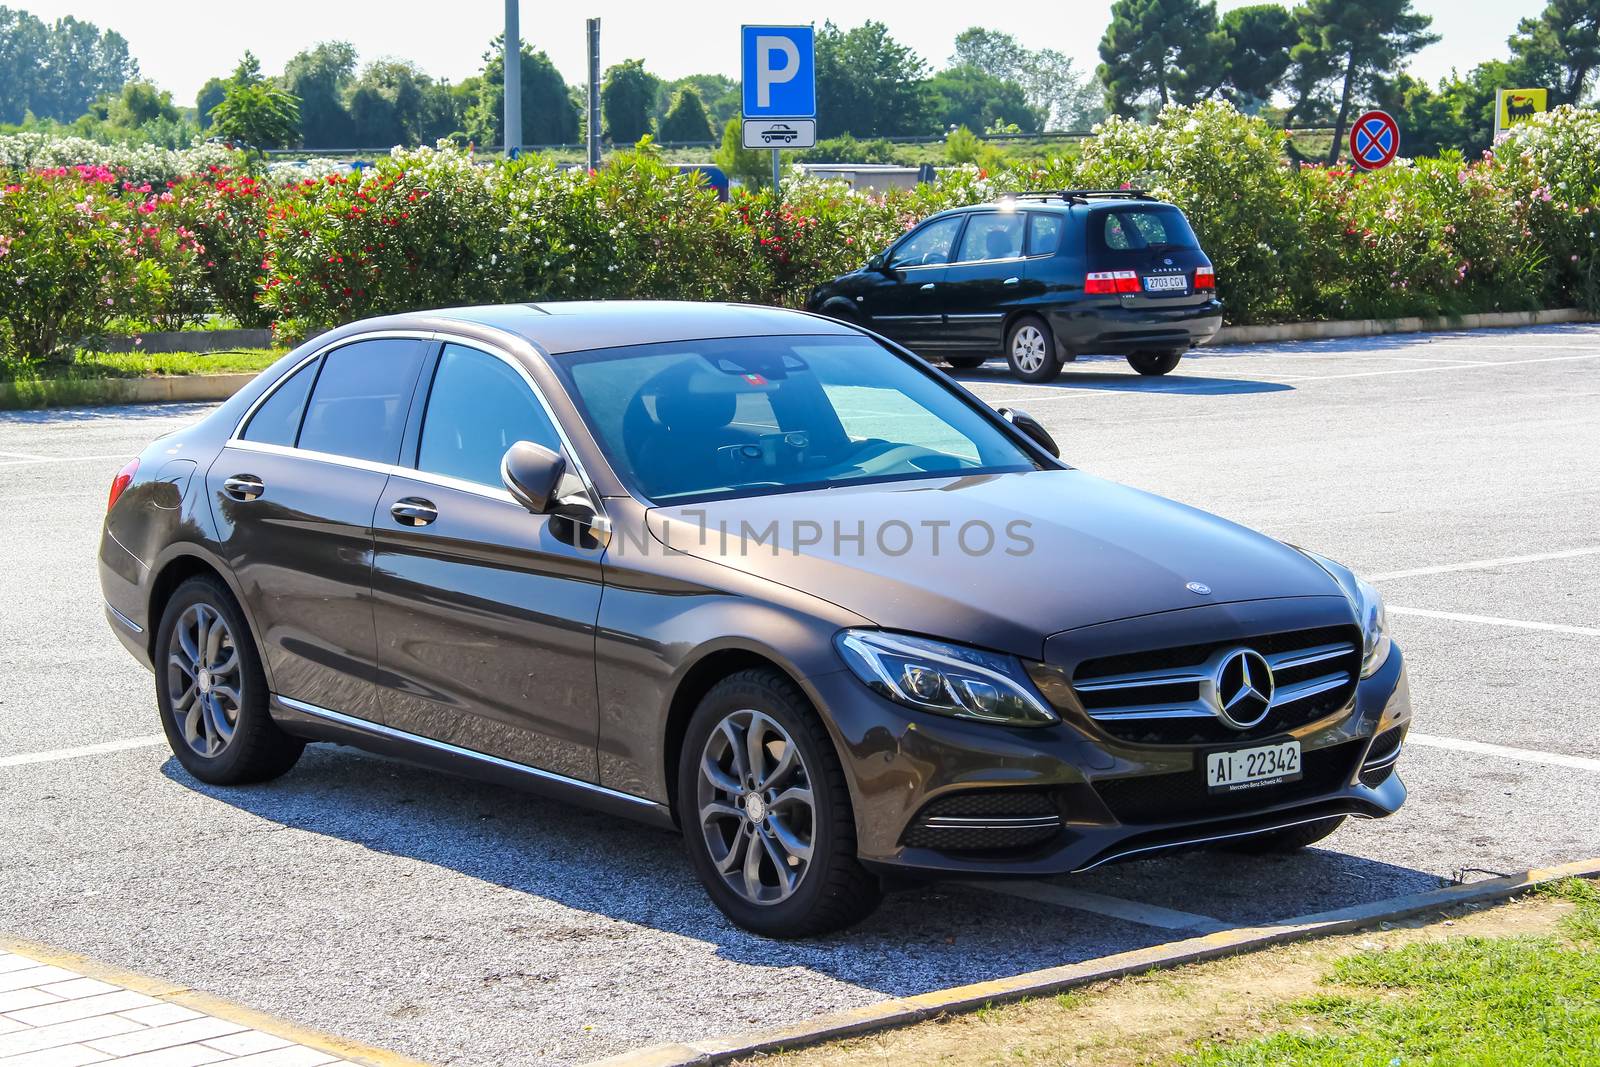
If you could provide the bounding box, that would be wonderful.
[1194,266,1216,290]
[107,458,138,513]
[1085,270,1139,295]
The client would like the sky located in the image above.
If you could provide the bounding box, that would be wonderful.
[25,0,1547,106]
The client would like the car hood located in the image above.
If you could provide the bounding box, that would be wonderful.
[643,469,1345,660]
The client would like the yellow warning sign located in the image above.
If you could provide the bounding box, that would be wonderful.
[1496,88,1548,134]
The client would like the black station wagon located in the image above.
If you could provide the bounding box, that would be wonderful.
[806,190,1224,381]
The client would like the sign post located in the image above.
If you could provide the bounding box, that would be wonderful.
[1349,109,1400,171]
[741,25,816,197]
[1494,88,1548,137]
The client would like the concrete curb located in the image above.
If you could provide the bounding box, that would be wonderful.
[0,372,260,409]
[93,329,275,354]
[1210,307,1593,345]
[0,933,434,1067]
[585,856,1600,1067]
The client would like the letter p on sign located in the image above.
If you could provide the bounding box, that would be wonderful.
[742,25,816,119]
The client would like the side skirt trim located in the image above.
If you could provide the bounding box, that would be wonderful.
[274,695,668,817]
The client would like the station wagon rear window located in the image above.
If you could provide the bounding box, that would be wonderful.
[1095,208,1199,252]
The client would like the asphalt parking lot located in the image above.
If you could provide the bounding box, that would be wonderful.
[2,323,1598,1065]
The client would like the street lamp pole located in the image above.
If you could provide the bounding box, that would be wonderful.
[504,0,521,157]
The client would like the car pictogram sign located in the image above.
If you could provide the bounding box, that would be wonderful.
[1349,110,1400,171]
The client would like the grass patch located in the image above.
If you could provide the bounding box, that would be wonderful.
[1188,887,1600,1067]
[0,349,283,383]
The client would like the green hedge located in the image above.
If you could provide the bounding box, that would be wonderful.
[2,103,1597,362]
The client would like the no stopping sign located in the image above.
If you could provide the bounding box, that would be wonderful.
[1349,110,1400,170]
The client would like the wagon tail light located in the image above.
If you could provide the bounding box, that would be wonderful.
[1085,270,1139,295]
[1194,266,1216,291]
[107,458,138,513]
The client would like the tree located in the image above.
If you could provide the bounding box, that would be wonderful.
[105,81,177,128]
[210,77,300,152]
[1509,0,1600,106]
[0,10,136,123]
[928,65,1041,134]
[815,20,933,138]
[196,77,227,129]
[714,116,768,186]
[952,27,1102,128]
[656,74,739,128]
[602,58,658,143]
[283,41,357,148]
[1290,0,1439,163]
[465,36,578,148]
[1097,0,1231,115]
[658,86,713,142]
[1219,5,1299,109]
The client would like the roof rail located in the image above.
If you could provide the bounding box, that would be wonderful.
[998,189,1156,204]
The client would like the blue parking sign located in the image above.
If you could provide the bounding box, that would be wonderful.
[742,25,815,118]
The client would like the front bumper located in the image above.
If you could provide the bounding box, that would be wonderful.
[815,637,1410,877]
[1048,298,1223,357]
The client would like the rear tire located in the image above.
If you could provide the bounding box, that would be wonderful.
[945,355,987,370]
[1006,316,1061,383]
[1128,350,1183,376]
[154,576,303,785]
[1226,816,1347,854]
[677,668,882,938]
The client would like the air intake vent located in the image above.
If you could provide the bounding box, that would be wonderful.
[901,789,1062,852]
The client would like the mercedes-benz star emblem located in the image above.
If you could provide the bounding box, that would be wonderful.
[1186,581,1211,595]
[1211,648,1275,729]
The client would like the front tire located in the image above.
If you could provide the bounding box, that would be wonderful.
[1006,316,1061,383]
[1128,350,1183,376]
[1226,815,1347,854]
[677,668,881,938]
[154,576,303,785]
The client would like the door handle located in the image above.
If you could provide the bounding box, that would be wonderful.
[920,283,936,291]
[390,498,438,527]
[222,475,263,502]
[1003,277,1020,286]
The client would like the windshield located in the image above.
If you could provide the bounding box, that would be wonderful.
[556,335,1040,503]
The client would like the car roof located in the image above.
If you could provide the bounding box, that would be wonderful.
[348,300,859,356]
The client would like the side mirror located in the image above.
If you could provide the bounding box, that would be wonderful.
[866,252,891,273]
[501,440,567,514]
[996,407,1059,458]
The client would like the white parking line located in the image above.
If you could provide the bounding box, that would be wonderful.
[1368,546,1600,581]
[957,880,1226,931]
[1276,351,1600,382]
[1408,733,1600,773]
[0,736,168,768]
[1387,606,1600,637]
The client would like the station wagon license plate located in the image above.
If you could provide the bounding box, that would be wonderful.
[1206,741,1301,793]
[1143,274,1188,292]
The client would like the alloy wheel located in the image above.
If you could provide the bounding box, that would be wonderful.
[165,603,242,758]
[696,709,816,906]
[1011,325,1048,374]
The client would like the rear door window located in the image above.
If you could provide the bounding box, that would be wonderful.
[1027,213,1063,256]
[1095,208,1199,252]
[955,213,1024,263]
[297,338,428,464]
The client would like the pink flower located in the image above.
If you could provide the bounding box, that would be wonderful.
[137,200,156,215]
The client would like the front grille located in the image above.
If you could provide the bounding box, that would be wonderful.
[1359,725,1406,787]
[1071,625,1362,745]
[901,789,1062,852]
[1094,739,1364,824]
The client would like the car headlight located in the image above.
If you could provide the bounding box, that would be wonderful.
[835,630,1058,726]
[1353,576,1392,678]
[1296,548,1392,679]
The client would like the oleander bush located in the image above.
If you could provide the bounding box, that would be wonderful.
[2,105,1598,363]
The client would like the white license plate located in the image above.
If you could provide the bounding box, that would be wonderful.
[1143,275,1188,292]
[1206,741,1301,793]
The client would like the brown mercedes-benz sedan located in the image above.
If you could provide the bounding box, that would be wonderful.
[100,301,1410,937]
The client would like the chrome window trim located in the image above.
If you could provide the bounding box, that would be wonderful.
[276,695,662,811]
[225,328,607,524]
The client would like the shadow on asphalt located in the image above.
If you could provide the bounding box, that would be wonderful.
[0,402,216,426]
[164,745,1440,996]
[951,362,1293,395]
